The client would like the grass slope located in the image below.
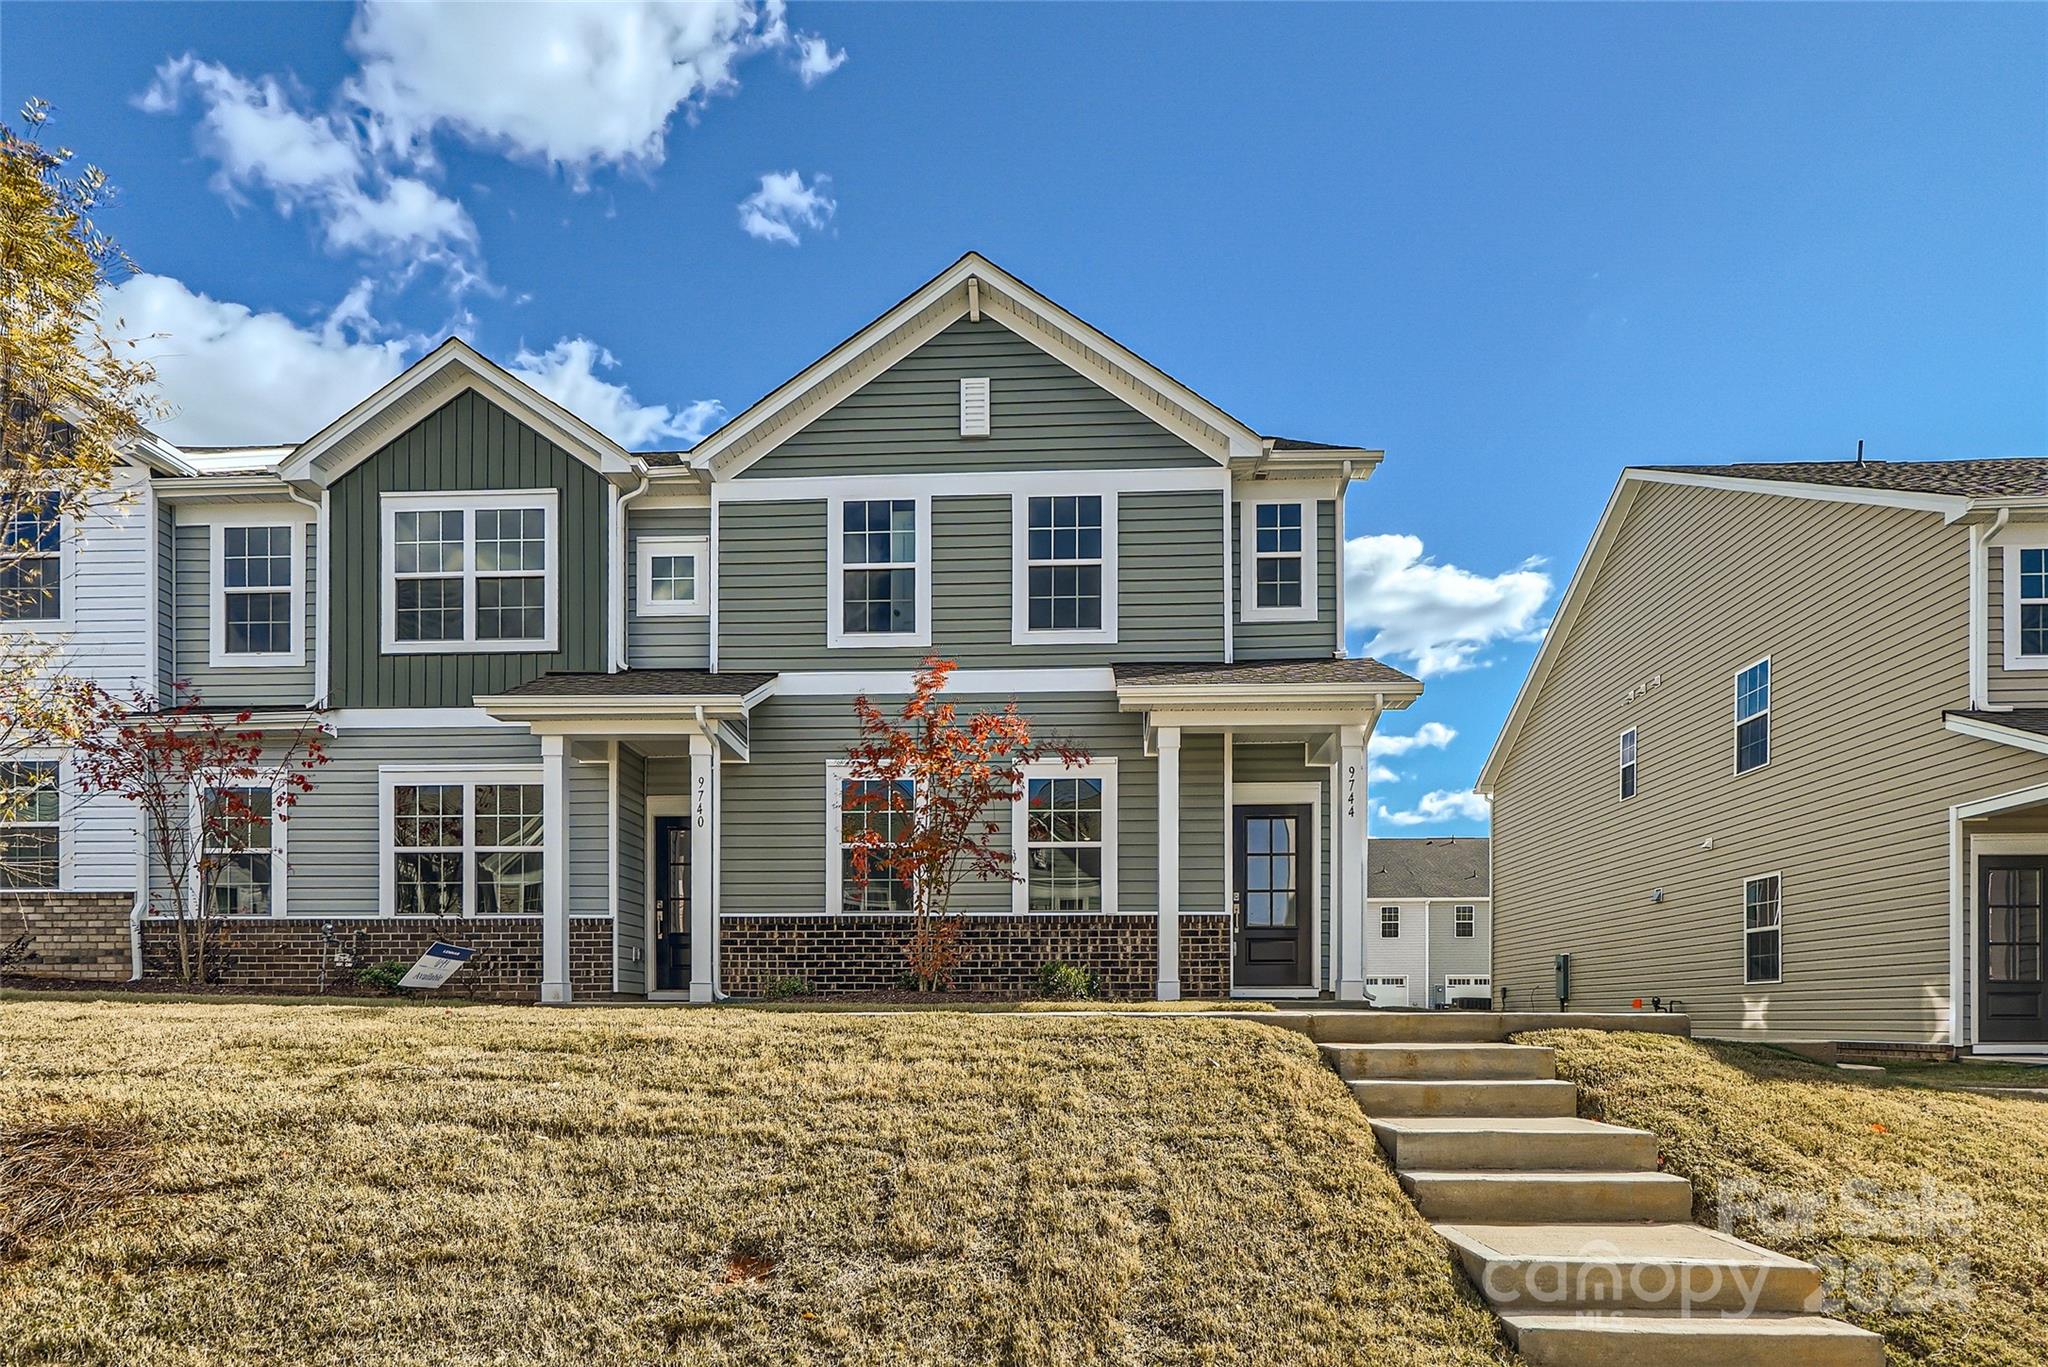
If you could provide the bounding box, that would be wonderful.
[1523,1030,2048,1367]
[2,1002,1511,1366]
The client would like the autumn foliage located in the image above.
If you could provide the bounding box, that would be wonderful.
[843,658,1088,989]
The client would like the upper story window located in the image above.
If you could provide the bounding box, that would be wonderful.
[0,492,62,624]
[380,491,558,654]
[1016,760,1117,913]
[1012,494,1118,644]
[1619,728,1638,800]
[1743,873,1782,984]
[0,760,59,889]
[1240,496,1317,624]
[636,534,708,617]
[211,520,304,667]
[1455,904,1476,938]
[1734,657,1771,774]
[1380,905,1400,937]
[2003,540,2048,669]
[827,496,929,649]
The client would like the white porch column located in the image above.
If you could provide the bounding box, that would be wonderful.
[1156,726,1182,1002]
[540,734,572,1004]
[688,732,718,1003]
[1336,724,1370,1001]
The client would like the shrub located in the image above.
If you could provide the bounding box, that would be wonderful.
[1037,961,1097,1000]
[352,961,412,995]
[761,976,812,1000]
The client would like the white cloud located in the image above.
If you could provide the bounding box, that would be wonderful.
[101,273,418,445]
[1368,720,1456,758]
[1345,533,1552,676]
[508,338,725,450]
[792,32,847,86]
[1376,789,1492,828]
[738,169,835,245]
[1368,763,1401,785]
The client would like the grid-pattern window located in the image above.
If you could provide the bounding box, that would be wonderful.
[1025,496,1103,632]
[1619,728,1638,800]
[389,776,547,917]
[1735,659,1771,774]
[387,498,553,649]
[393,510,465,643]
[393,783,465,916]
[1254,503,1304,609]
[1985,865,2044,985]
[475,783,543,915]
[1744,874,1782,984]
[1456,904,1476,938]
[649,553,696,605]
[1025,775,1105,911]
[1242,815,1299,927]
[474,509,547,641]
[0,492,61,622]
[839,777,914,912]
[841,500,917,636]
[202,784,276,916]
[1380,905,1400,938]
[0,761,59,889]
[2021,549,2048,657]
[221,525,294,656]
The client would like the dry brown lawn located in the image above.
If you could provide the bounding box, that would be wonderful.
[1523,1029,2048,1367]
[1,1001,1513,1366]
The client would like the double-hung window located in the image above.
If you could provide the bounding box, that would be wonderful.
[211,519,304,666]
[200,782,282,916]
[0,492,62,624]
[2004,540,2048,667]
[1380,905,1401,937]
[1456,904,1476,938]
[826,763,915,912]
[1743,874,1782,984]
[383,769,545,917]
[1619,728,1638,800]
[1240,497,1317,623]
[636,534,708,617]
[1013,494,1117,643]
[1734,658,1771,774]
[1015,760,1117,913]
[381,492,558,653]
[829,496,928,648]
[0,760,59,889]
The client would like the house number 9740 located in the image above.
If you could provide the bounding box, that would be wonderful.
[695,775,708,829]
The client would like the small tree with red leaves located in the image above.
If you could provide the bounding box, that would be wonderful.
[71,684,329,984]
[843,657,1088,990]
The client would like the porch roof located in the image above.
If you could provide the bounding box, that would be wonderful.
[1114,658,1420,690]
[1113,657,1421,731]
[477,669,778,730]
[1946,708,2048,756]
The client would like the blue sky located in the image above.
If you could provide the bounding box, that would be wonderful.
[8,2,2044,832]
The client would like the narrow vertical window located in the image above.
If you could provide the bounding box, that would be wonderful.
[0,760,59,889]
[1254,503,1304,608]
[2021,548,2048,657]
[1380,905,1401,937]
[475,783,544,915]
[1025,774,1106,911]
[392,510,466,643]
[1734,659,1771,774]
[1456,904,1476,938]
[0,492,62,622]
[839,776,915,911]
[1743,874,1782,983]
[1619,728,1638,800]
[202,783,278,916]
[840,499,918,637]
[393,783,465,916]
[473,509,547,642]
[1026,496,1103,631]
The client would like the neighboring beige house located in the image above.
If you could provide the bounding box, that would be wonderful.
[1363,836,1491,1008]
[1479,458,2048,1055]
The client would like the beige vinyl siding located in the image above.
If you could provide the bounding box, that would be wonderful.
[172,519,317,707]
[741,316,1216,478]
[1491,480,2048,1044]
[1984,544,2048,707]
[717,492,1223,671]
[1233,499,1342,660]
[1233,743,1333,986]
[718,694,1224,918]
[614,745,647,994]
[625,505,710,669]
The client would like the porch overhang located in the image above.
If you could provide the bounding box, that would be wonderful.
[1945,708,2048,758]
[477,669,777,746]
[1112,657,1423,737]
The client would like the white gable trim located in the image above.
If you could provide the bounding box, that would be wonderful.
[279,339,633,487]
[1625,467,1968,515]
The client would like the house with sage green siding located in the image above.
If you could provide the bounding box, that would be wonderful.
[1480,458,2048,1056]
[1,253,1425,1003]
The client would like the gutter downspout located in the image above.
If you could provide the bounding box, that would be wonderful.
[285,487,324,707]
[1969,508,2009,710]
[611,476,651,673]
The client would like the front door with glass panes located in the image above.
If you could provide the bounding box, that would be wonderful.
[653,814,690,992]
[1233,804,1315,988]
[1979,855,2048,1043]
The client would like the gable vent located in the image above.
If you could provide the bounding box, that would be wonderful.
[959,377,991,438]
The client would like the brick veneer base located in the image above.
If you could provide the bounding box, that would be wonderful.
[139,917,614,1001]
[1,892,134,982]
[720,913,1236,1000]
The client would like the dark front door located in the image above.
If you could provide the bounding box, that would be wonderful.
[653,815,691,992]
[1234,804,1315,989]
[1980,856,2048,1043]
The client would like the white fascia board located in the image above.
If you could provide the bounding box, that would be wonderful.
[1943,713,2048,758]
[772,667,1114,697]
[1116,682,1423,709]
[1623,467,1968,515]
[717,466,1228,503]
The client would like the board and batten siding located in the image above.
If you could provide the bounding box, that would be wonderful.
[626,505,710,669]
[717,492,1223,671]
[1233,743,1333,986]
[614,744,648,994]
[1490,481,2048,1045]
[719,695,1224,918]
[1233,498,1341,660]
[741,316,1218,479]
[172,518,317,707]
[325,390,610,709]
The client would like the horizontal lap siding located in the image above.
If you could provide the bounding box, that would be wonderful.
[61,476,153,692]
[173,519,317,707]
[328,390,608,708]
[626,506,710,669]
[1234,743,1333,985]
[1429,900,1491,985]
[742,317,1216,478]
[1233,499,1342,659]
[1985,546,2048,706]
[1491,483,2048,1044]
[615,746,647,994]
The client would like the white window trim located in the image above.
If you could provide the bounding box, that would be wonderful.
[1011,757,1119,915]
[824,760,919,914]
[0,755,62,891]
[1742,871,1783,985]
[1733,655,1771,776]
[1380,905,1401,937]
[1010,492,1118,646]
[377,765,547,918]
[1239,496,1318,624]
[208,511,309,669]
[1618,727,1638,801]
[825,494,931,650]
[187,771,289,919]
[2002,534,2048,670]
[379,490,560,655]
[0,490,72,632]
[635,533,709,618]
[1455,903,1476,938]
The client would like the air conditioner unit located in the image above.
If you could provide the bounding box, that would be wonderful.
[1443,974,1492,1010]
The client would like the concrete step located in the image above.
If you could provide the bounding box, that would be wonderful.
[1322,1042,1557,1081]
[1351,1077,1581,1118]
[1371,1116,1661,1172]
[1269,1010,1691,1046]
[1437,1222,1825,1315]
[1499,1310,1884,1367]
[1399,1169,1696,1223]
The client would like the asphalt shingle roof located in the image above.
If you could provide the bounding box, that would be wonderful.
[1367,837,1490,899]
[1948,709,2048,739]
[1640,458,2048,499]
[495,670,777,699]
[1112,658,1421,688]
